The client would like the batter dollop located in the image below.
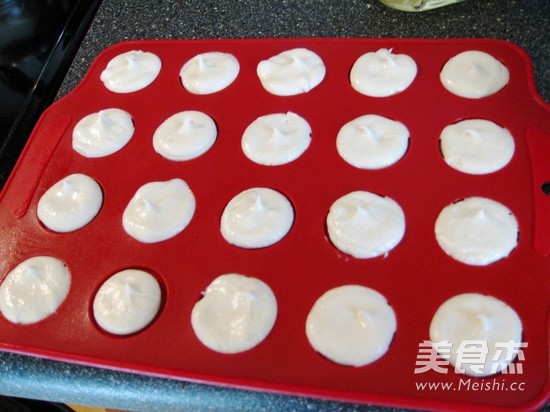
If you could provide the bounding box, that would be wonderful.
[153,111,217,161]
[337,114,409,169]
[37,174,103,233]
[440,119,515,175]
[100,50,161,93]
[180,52,239,95]
[220,187,294,249]
[0,256,70,324]
[123,179,196,243]
[440,50,509,98]
[73,109,134,158]
[430,293,522,377]
[242,112,311,166]
[257,48,326,96]
[350,48,417,97]
[306,285,396,367]
[191,273,277,354]
[435,197,518,265]
[327,191,406,258]
[93,269,162,335]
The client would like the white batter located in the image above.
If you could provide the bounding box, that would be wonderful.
[435,197,518,266]
[153,111,217,161]
[440,50,509,98]
[72,109,135,158]
[220,187,294,249]
[326,191,406,259]
[337,114,409,169]
[241,112,311,166]
[349,48,417,97]
[93,269,162,335]
[37,173,103,233]
[0,256,70,324]
[180,52,239,94]
[100,50,161,93]
[430,293,523,377]
[257,48,326,96]
[123,178,196,243]
[440,119,515,175]
[306,285,396,367]
[191,273,277,354]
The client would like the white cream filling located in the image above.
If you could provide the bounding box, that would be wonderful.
[0,256,70,324]
[180,52,239,94]
[306,285,396,367]
[100,50,161,93]
[220,187,294,249]
[435,197,518,266]
[430,293,522,377]
[350,48,417,97]
[191,273,277,354]
[122,178,196,243]
[337,114,409,169]
[242,112,311,165]
[72,109,134,158]
[440,50,509,98]
[37,173,103,233]
[153,111,217,161]
[440,119,515,174]
[257,48,326,96]
[327,191,406,258]
[93,269,162,335]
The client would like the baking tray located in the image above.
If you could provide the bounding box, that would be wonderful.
[0,39,548,411]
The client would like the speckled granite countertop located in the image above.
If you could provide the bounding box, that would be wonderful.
[1,1,549,411]
[58,0,550,103]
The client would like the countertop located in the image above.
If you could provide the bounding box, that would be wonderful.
[1,1,549,411]
[58,0,550,103]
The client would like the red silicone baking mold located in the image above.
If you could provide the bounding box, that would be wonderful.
[0,39,549,411]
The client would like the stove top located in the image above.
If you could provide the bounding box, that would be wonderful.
[0,0,102,188]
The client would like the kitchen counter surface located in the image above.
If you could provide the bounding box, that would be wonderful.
[1,1,548,411]
[59,0,550,103]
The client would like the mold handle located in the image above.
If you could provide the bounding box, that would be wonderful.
[526,127,550,256]
[3,114,72,219]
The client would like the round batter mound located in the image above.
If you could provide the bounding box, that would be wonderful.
[180,52,239,94]
[0,256,70,324]
[350,48,417,97]
[242,112,311,166]
[191,273,277,354]
[337,114,409,169]
[153,111,217,161]
[430,293,522,377]
[37,173,103,233]
[220,187,294,249]
[306,285,396,367]
[100,50,161,93]
[439,119,515,175]
[257,48,326,96]
[123,178,196,243]
[93,269,162,335]
[73,108,135,158]
[327,191,406,258]
[435,197,518,265]
[440,50,509,98]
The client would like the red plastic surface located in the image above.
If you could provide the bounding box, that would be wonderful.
[527,127,550,256]
[0,39,549,411]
